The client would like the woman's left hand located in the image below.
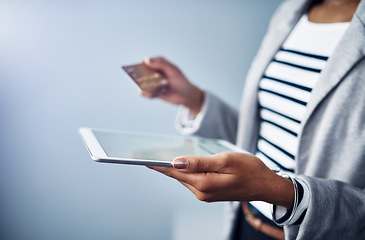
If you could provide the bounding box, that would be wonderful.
[149,152,294,208]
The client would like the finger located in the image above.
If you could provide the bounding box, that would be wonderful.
[156,85,169,97]
[173,154,230,173]
[179,181,197,194]
[143,56,180,77]
[148,164,213,187]
[179,181,225,202]
[148,164,231,197]
[148,165,176,178]
[179,181,205,200]
[143,56,168,70]
[139,88,160,98]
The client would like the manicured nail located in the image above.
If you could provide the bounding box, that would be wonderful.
[143,57,151,65]
[173,158,188,169]
[144,57,154,64]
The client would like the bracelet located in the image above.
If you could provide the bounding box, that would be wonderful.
[271,174,299,227]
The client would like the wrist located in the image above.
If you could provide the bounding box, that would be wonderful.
[183,86,204,117]
[261,172,295,209]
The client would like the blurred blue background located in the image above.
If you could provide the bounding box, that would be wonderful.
[0,0,282,239]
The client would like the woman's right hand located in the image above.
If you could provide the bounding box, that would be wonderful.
[142,56,204,116]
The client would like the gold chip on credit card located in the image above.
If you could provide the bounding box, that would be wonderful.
[122,63,168,91]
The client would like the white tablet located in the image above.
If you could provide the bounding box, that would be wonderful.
[78,127,248,167]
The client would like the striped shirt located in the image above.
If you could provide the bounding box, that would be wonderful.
[251,15,350,223]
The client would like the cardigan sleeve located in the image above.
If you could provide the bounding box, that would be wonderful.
[285,176,365,240]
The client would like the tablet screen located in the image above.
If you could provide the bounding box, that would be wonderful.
[92,130,233,162]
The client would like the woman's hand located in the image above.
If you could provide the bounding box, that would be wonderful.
[141,56,204,116]
[149,152,294,208]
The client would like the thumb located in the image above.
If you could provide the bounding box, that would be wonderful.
[143,56,178,77]
[173,155,225,173]
[143,56,166,70]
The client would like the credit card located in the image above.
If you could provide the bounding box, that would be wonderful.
[122,63,168,91]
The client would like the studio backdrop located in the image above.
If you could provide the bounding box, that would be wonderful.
[0,0,282,239]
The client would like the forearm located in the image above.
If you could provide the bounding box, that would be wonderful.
[261,173,295,209]
[182,85,204,117]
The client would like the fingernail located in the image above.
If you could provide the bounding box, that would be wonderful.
[144,57,154,64]
[143,57,151,65]
[173,158,188,169]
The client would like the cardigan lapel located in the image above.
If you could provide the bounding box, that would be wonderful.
[300,1,365,130]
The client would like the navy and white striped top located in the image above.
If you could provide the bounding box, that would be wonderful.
[251,14,349,222]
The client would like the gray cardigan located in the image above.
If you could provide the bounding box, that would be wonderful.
[187,0,365,239]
